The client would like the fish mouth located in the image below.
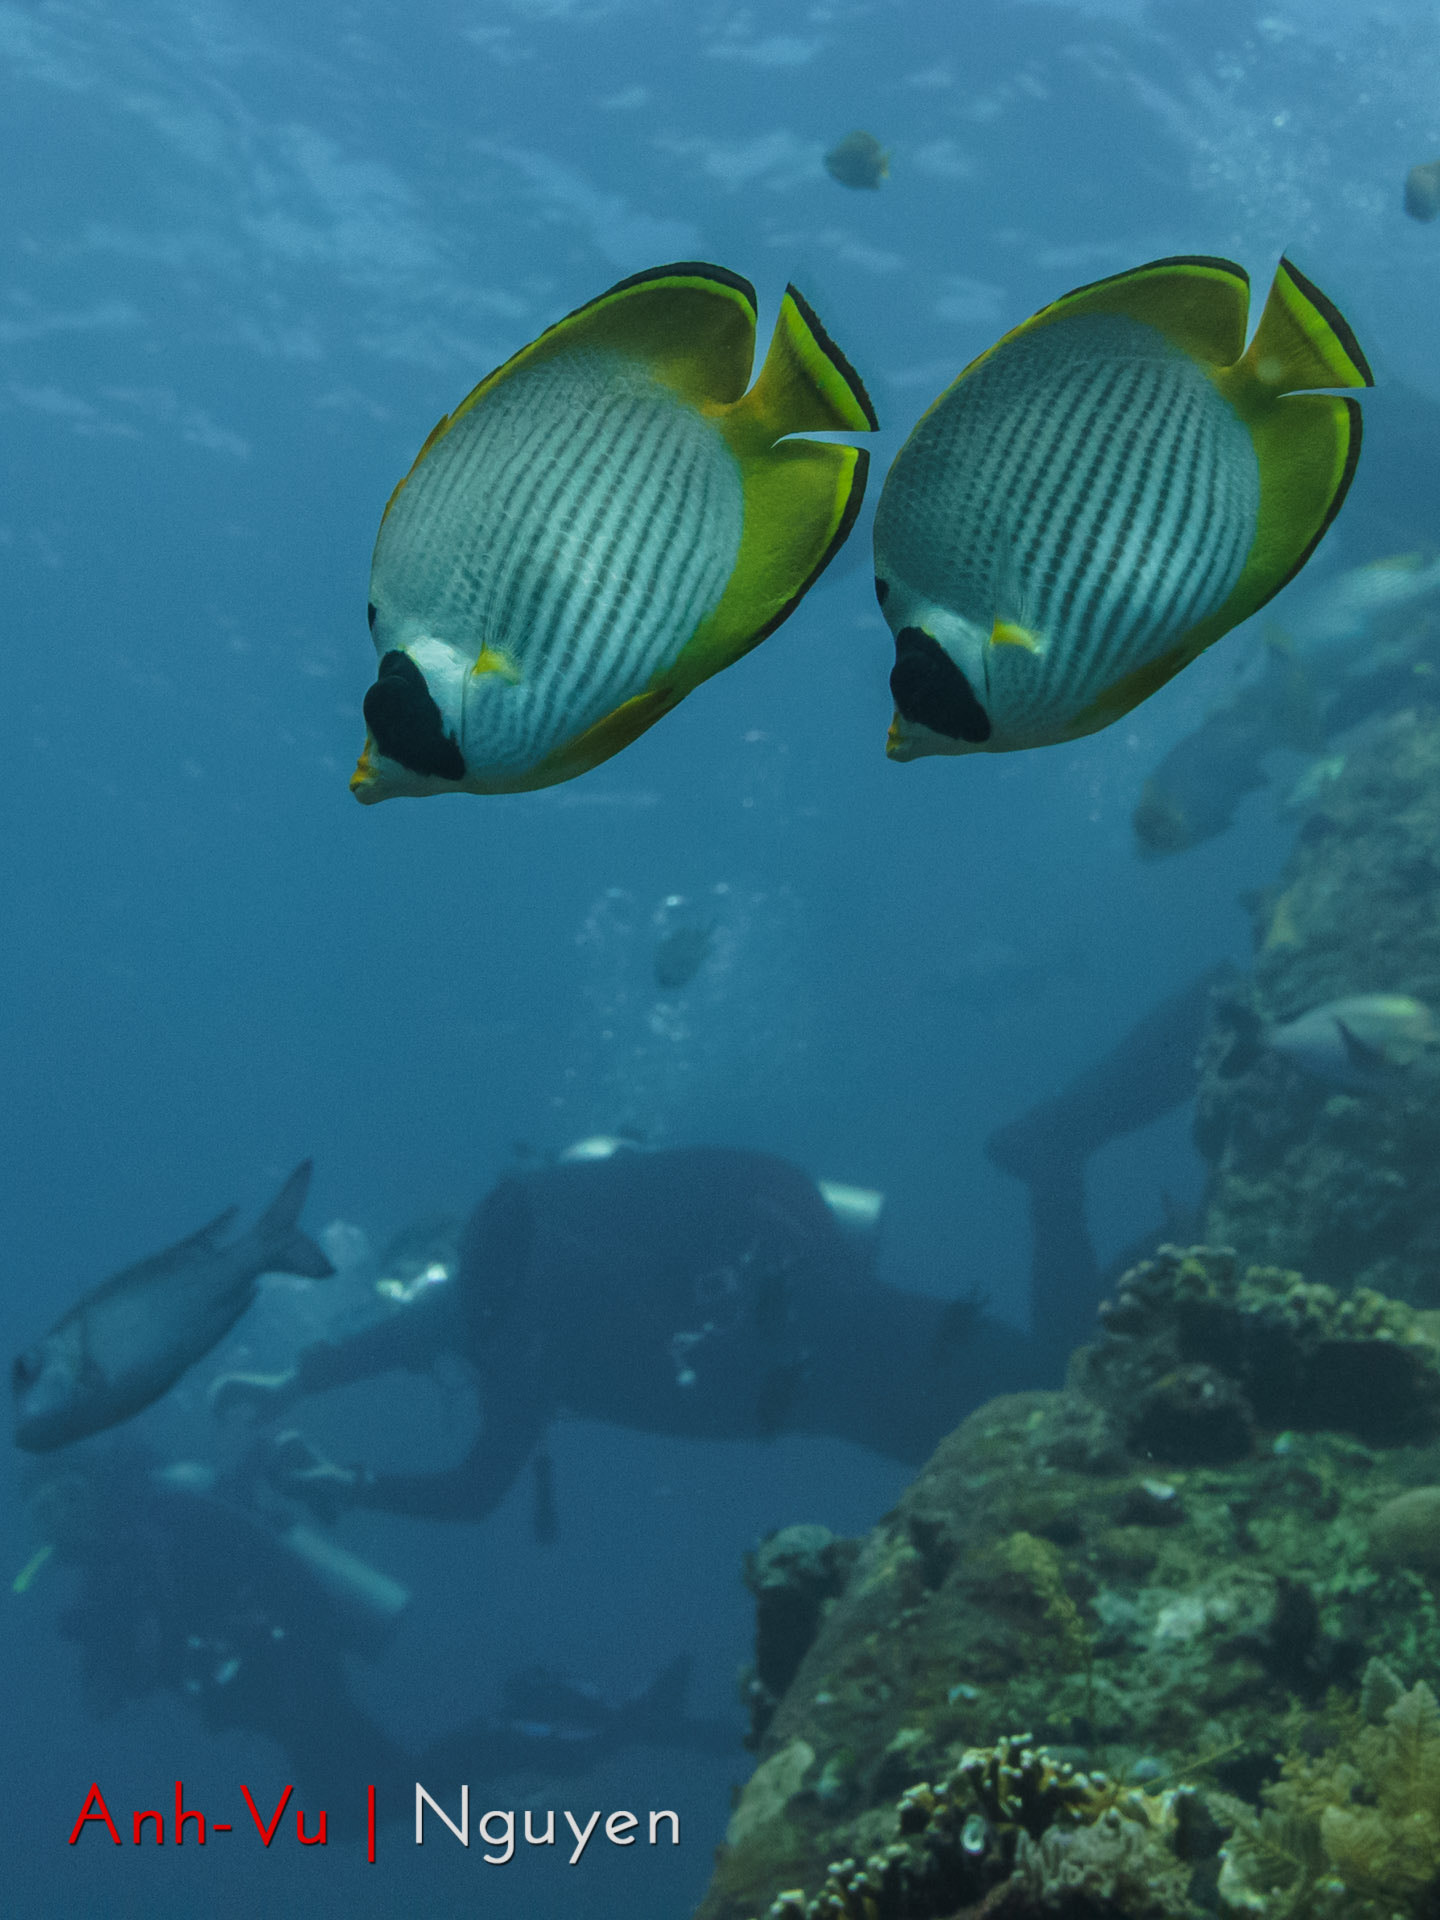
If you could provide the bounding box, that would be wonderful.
[349,740,384,804]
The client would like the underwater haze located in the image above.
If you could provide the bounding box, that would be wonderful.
[5,1,1440,1915]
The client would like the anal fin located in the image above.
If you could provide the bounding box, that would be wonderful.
[521,687,681,789]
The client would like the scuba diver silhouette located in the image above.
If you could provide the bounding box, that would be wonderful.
[20,1435,734,1838]
[212,1145,1035,1525]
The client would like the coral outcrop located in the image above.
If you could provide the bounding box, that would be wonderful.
[1198,709,1440,1307]
[695,1247,1440,1920]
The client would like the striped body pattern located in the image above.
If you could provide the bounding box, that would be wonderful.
[370,349,745,778]
[875,313,1261,753]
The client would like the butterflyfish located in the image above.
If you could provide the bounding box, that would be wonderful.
[352,262,876,801]
[873,255,1372,761]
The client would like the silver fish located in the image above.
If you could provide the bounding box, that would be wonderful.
[1268,995,1436,1090]
[13,1161,333,1452]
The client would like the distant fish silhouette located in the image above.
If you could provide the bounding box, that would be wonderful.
[653,920,716,989]
[1405,159,1440,222]
[824,130,889,190]
[1222,993,1438,1092]
[14,1162,333,1453]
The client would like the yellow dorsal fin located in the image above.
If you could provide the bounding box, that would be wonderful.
[964,257,1253,388]
[722,285,878,452]
[1238,257,1373,397]
[381,264,760,526]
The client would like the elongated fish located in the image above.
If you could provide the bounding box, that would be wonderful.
[1268,994,1437,1090]
[352,262,876,801]
[874,256,1372,759]
[13,1161,333,1452]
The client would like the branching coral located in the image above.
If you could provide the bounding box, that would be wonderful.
[758,1738,1205,1920]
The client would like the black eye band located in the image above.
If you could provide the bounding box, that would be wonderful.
[890,627,991,742]
[362,651,466,780]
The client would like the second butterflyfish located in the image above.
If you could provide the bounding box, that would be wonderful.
[873,255,1372,760]
[352,263,876,800]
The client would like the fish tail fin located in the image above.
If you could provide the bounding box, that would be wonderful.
[1209,263,1372,632]
[257,1159,334,1279]
[642,289,874,711]
[1241,258,1374,396]
[727,285,878,447]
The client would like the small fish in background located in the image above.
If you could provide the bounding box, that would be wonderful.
[1133,555,1440,860]
[653,919,716,990]
[1132,634,1321,858]
[352,263,875,802]
[873,255,1371,761]
[1405,159,1440,222]
[13,1162,333,1453]
[824,130,889,189]
[1289,551,1440,648]
[1222,994,1437,1091]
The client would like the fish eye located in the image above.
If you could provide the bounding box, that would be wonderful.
[12,1352,36,1391]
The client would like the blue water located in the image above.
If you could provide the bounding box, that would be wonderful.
[4,1,1438,1912]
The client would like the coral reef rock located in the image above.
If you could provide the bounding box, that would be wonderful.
[1198,709,1440,1308]
[695,1247,1440,1920]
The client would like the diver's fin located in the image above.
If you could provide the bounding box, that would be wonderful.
[1238,257,1373,396]
[381,264,761,524]
[174,1205,243,1254]
[257,1160,334,1280]
[723,285,878,448]
[1005,255,1253,369]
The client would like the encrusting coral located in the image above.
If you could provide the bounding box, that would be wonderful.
[693,1245,1440,1920]
[759,1739,1201,1920]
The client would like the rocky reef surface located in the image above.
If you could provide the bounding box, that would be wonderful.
[1198,708,1440,1305]
[695,1247,1440,1920]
